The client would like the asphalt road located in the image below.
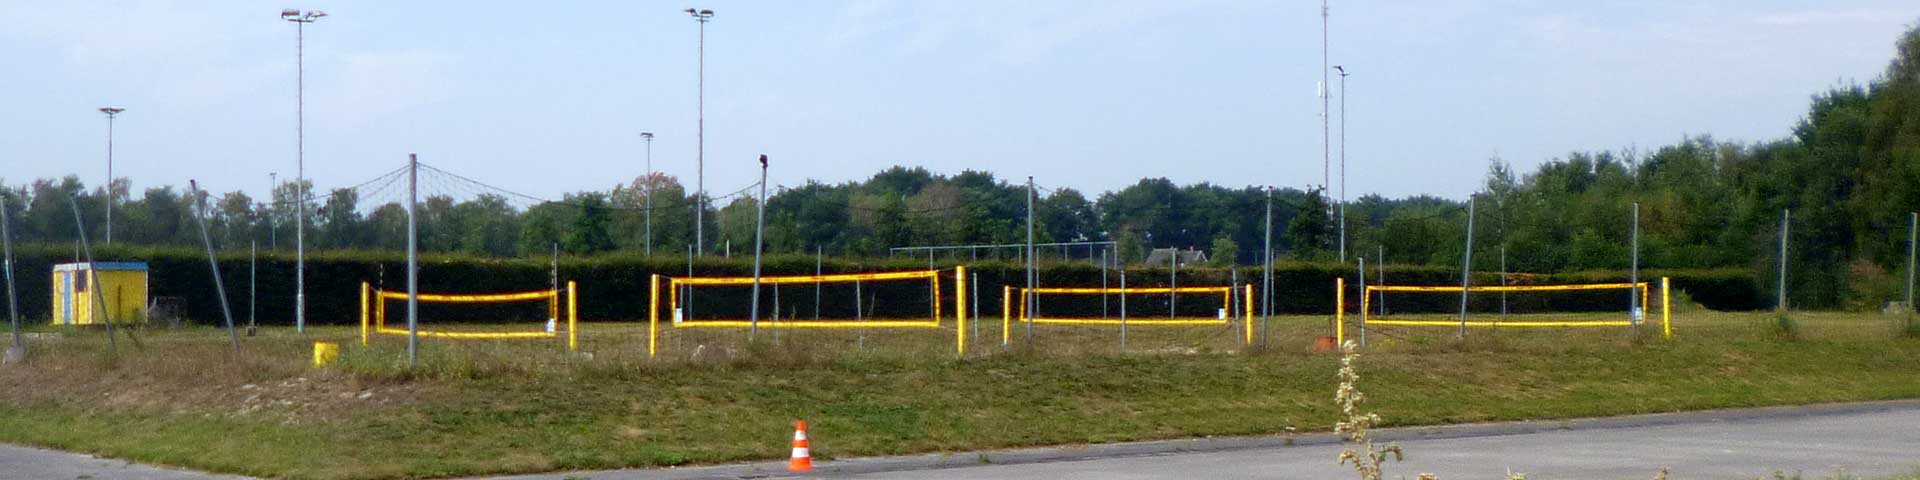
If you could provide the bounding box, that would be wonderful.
[0,443,253,480]
[488,401,1920,480]
[4,401,1915,479]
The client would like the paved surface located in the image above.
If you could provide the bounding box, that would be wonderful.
[0,443,254,480]
[484,400,1920,480]
[4,401,1914,479]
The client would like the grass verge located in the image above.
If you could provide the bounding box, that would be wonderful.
[0,311,1917,479]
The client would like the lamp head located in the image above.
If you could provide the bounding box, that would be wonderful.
[640,132,654,139]
[307,10,326,19]
[281,8,300,18]
[98,107,125,115]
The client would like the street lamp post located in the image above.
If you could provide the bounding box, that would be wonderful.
[282,8,326,333]
[686,7,713,256]
[641,132,655,257]
[98,107,124,244]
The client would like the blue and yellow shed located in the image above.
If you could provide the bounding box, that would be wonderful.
[51,262,149,325]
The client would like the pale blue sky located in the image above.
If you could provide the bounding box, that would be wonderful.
[3,1,1915,205]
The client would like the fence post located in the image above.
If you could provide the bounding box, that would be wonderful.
[1907,212,1915,330]
[1120,269,1128,351]
[1357,256,1367,348]
[1630,202,1640,330]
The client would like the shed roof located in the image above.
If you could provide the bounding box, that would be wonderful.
[53,262,149,272]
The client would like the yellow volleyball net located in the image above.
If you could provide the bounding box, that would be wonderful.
[1350,278,1671,342]
[1002,282,1257,350]
[647,267,969,358]
[359,281,579,351]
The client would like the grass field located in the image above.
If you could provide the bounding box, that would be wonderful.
[0,309,1917,479]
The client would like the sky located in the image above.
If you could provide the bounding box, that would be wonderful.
[3,1,1916,206]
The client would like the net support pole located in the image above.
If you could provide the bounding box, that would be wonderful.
[1499,244,1507,322]
[1335,277,1345,345]
[856,280,864,350]
[1243,284,1254,345]
[1101,249,1109,319]
[248,241,257,337]
[1458,197,1476,340]
[1661,277,1672,339]
[406,153,419,368]
[956,266,967,357]
[648,274,660,358]
[1376,245,1385,317]
[360,282,369,346]
[567,281,578,352]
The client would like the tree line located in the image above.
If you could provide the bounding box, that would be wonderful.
[4,22,1918,308]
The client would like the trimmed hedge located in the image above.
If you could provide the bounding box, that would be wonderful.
[1,244,1769,325]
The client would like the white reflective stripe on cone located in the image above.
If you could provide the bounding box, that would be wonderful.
[795,431,807,441]
[792,447,809,457]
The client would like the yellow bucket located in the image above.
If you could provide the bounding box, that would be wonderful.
[312,341,340,367]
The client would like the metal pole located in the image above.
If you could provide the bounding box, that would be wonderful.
[1908,212,1916,327]
[1261,187,1274,344]
[407,154,420,368]
[856,279,864,349]
[2,195,21,361]
[1101,249,1109,319]
[102,109,118,245]
[1320,0,1330,210]
[686,245,694,320]
[1337,66,1348,263]
[689,9,712,256]
[642,132,654,257]
[68,196,115,353]
[970,272,980,344]
[268,172,277,250]
[248,240,257,336]
[1025,176,1035,346]
[1499,244,1507,321]
[1777,208,1789,312]
[1377,245,1385,317]
[1458,198,1476,339]
[1357,256,1366,347]
[293,18,311,334]
[815,247,822,320]
[750,155,768,336]
[1170,245,1177,319]
[1119,270,1128,351]
[188,180,240,352]
[1630,202,1640,328]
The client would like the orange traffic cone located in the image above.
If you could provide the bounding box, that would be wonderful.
[788,420,813,472]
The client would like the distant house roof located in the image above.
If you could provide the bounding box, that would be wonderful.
[53,262,149,272]
[1142,248,1207,266]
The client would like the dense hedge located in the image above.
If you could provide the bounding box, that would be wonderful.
[1,244,1769,325]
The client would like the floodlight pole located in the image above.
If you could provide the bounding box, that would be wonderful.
[750,155,768,336]
[1320,0,1331,232]
[189,180,241,353]
[641,132,655,257]
[284,9,326,334]
[1334,65,1348,264]
[686,8,713,256]
[406,154,420,368]
[1458,197,1476,339]
[2,195,21,361]
[99,107,124,244]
